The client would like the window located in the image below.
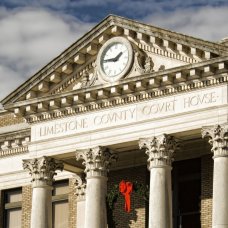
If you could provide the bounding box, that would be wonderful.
[3,188,22,228]
[52,180,69,228]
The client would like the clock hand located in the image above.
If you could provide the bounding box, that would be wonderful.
[113,52,123,62]
[103,57,116,63]
[103,51,123,63]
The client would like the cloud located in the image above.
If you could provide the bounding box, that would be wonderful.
[2,0,228,22]
[0,7,94,102]
[143,6,228,41]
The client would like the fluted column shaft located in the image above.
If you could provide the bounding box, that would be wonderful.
[139,134,179,228]
[202,124,228,228]
[23,156,63,228]
[76,146,117,228]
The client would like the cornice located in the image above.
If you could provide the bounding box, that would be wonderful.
[2,15,227,106]
[0,128,30,158]
[3,56,227,123]
[110,15,228,54]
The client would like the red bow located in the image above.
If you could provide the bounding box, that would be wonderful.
[119,180,133,213]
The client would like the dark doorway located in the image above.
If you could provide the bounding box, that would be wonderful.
[172,158,201,228]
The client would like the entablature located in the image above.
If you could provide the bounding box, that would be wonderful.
[0,128,30,157]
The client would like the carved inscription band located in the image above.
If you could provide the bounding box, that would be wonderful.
[33,86,225,142]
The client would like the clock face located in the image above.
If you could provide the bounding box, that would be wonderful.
[101,42,129,77]
[97,37,133,82]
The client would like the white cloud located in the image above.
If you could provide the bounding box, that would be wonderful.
[143,6,228,41]
[0,7,94,102]
[0,65,22,97]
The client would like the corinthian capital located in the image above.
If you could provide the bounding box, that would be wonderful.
[75,146,118,177]
[23,156,64,187]
[202,124,228,157]
[72,174,86,201]
[139,134,179,169]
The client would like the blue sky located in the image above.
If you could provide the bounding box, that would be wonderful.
[0,0,228,106]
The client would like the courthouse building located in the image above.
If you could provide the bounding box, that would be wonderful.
[0,15,228,228]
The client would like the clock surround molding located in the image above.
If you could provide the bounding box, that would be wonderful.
[97,36,134,83]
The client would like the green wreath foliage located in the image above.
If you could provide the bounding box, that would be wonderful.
[106,181,149,227]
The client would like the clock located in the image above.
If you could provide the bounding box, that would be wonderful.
[97,37,134,82]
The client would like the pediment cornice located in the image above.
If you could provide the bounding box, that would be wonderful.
[1,15,228,109]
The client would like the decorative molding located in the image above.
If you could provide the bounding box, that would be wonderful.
[0,146,28,157]
[3,46,228,123]
[75,146,118,177]
[139,134,179,168]
[138,43,198,64]
[51,61,96,95]
[0,130,30,158]
[23,72,228,123]
[202,124,228,158]
[23,156,64,187]
[80,65,98,89]
[134,51,154,74]
[72,174,86,201]
[112,16,227,55]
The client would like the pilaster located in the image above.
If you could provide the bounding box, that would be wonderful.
[72,174,86,228]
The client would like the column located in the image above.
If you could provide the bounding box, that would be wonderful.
[202,124,228,228]
[23,156,63,228]
[139,134,179,228]
[73,174,86,228]
[76,146,117,228]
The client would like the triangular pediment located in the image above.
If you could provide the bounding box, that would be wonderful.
[2,15,228,116]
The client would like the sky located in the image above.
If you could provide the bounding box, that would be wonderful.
[0,0,228,108]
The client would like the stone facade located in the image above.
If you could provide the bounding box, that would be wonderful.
[0,14,227,228]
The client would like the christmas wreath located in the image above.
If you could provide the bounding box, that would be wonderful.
[106,180,149,228]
